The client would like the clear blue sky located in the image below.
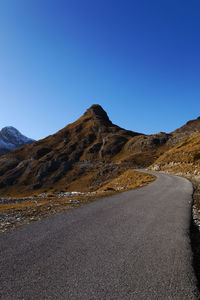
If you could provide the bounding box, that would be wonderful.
[0,0,200,140]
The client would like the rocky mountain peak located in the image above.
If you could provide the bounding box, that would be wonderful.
[0,108,199,196]
[0,126,35,156]
[1,126,23,139]
[84,104,111,123]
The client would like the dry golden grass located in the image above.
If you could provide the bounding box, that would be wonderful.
[0,105,168,197]
[99,169,156,191]
[0,200,51,211]
[0,170,156,212]
[150,133,200,175]
[0,170,156,231]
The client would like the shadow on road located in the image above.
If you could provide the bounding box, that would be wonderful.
[190,216,200,298]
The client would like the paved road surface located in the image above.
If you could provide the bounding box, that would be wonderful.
[0,172,199,299]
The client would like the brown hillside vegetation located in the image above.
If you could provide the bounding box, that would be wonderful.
[172,116,200,134]
[0,105,200,231]
[0,105,174,197]
[150,133,200,177]
[0,170,156,232]
[0,105,199,197]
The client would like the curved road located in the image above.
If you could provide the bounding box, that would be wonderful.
[0,172,199,299]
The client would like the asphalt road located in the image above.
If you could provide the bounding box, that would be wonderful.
[0,171,199,299]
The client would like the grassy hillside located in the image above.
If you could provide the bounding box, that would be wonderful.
[150,133,200,178]
[0,105,199,231]
[0,170,156,232]
[0,105,199,198]
[0,105,172,196]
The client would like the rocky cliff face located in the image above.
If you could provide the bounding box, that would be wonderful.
[0,126,34,155]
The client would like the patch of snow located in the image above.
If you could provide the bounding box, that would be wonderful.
[0,126,35,154]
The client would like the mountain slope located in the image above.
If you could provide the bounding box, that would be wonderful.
[0,126,34,155]
[0,105,199,196]
[150,133,200,177]
[172,116,200,135]
[0,105,165,196]
[0,105,140,195]
[150,116,200,176]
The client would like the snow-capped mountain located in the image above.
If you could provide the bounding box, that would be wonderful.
[0,126,35,155]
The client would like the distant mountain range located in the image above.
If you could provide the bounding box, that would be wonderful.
[0,105,199,196]
[0,126,34,155]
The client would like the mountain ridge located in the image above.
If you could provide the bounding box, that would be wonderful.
[0,105,199,196]
[0,126,35,156]
[171,116,200,135]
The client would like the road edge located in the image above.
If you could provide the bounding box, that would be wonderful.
[190,185,200,296]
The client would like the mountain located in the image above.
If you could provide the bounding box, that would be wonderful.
[0,105,140,196]
[0,105,199,197]
[0,126,35,156]
[172,116,200,135]
[150,133,200,178]
[148,116,200,176]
